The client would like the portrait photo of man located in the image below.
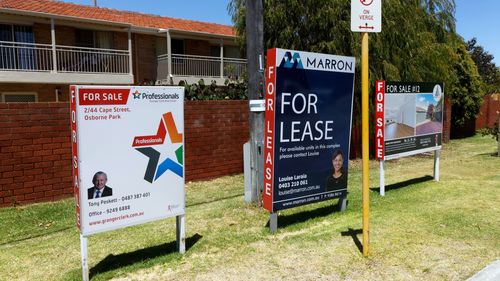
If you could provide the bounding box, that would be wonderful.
[87,171,113,200]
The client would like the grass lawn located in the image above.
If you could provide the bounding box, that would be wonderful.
[0,135,498,280]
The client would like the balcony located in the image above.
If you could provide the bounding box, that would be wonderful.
[157,54,247,85]
[0,41,133,84]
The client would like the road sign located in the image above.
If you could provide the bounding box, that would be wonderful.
[351,0,382,33]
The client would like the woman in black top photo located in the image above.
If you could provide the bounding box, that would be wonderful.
[326,149,347,191]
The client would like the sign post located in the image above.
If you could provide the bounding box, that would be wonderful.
[263,48,356,232]
[70,85,186,279]
[351,0,382,257]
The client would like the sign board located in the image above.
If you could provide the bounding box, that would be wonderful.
[70,86,185,236]
[351,0,382,32]
[263,48,355,212]
[375,81,444,160]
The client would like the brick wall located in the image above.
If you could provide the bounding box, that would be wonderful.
[476,93,500,129]
[0,83,69,102]
[0,103,72,207]
[0,101,249,207]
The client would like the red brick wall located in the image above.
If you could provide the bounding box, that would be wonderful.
[476,93,500,129]
[0,101,249,207]
[0,103,72,207]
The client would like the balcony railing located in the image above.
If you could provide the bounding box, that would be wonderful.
[0,41,130,74]
[157,54,246,81]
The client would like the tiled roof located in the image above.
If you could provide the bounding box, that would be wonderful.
[0,0,236,37]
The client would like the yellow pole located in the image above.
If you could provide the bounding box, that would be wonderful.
[361,32,370,257]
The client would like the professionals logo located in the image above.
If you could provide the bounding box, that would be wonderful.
[280,51,304,69]
[132,112,183,183]
[132,90,141,99]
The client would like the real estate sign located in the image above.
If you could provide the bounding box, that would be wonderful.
[263,48,355,212]
[70,86,185,236]
[375,81,444,160]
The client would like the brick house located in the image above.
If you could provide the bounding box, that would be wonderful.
[0,0,246,103]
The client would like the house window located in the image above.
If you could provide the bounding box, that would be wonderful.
[1,92,38,102]
[75,29,113,49]
[0,24,35,70]
[171,39,184,54]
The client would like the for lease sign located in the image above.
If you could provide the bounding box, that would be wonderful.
[70,86,185,236]
[263,48,355,212]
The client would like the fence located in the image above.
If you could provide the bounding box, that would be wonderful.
[0,41,129,74]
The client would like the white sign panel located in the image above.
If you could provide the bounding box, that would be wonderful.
[70,86,185,236]
[351,0,382,33]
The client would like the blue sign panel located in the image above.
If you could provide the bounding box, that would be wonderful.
[263,49,355,212]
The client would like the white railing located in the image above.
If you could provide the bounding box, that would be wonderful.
[157,54,247,80]
[56,45,129,74]
[0,41,53,71]
[0,41,130,74]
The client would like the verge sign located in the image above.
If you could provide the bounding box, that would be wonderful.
[351,0,382,32]
[70,85,186,280]
[263,48,355,221]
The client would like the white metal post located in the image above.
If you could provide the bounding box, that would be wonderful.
[220,39,224,78]
[80,234,89,281]
[128,28,133,76]
[380,160,385,196]
[434,150,440,181]
[166,29,172,82]
[176,214,186,254]
[50,18,57,73]
[269,212,278,233]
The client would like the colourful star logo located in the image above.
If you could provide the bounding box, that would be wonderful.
[132,112,183,183]
[133,90,141,99]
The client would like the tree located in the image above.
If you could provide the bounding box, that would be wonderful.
[448,44,483,126]
[466,38,500,94]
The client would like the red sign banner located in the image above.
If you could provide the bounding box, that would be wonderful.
[375,80,385,160]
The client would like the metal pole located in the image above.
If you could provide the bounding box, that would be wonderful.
[361,32,370,257]
[80,234,89,281]
[245,0,265,204]
[128,28,133,76]
[380,160,385,196]
[50,18,57,73]
[269,212,278,233]
[434,150,440,181]
[166,29,172,82]
[220,39,224,79]
[176,214,186,253]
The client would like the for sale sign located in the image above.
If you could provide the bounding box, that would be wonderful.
[70,86,185,236]
[375,81,444,160]
[263,48,355,212]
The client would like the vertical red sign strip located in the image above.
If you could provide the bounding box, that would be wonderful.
[262,49,277,212]
[375,80,385,160]
[70,86,81,230]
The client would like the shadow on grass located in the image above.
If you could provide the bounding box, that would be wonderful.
[89,233,202,279]
[477,151,499,157]
[265,198,346,229]
[187,193,243,208]
[0,226,72,246]
[340,228,363,254]
[370,175,434,194]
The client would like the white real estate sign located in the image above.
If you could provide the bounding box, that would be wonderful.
[351,0,382,32]
[70,85,185,236]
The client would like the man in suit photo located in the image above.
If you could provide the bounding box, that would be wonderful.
[88,171,113,200]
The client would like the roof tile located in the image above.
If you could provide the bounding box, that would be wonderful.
[0,0,235,36]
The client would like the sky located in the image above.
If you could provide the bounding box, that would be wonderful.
[60,0,498,65]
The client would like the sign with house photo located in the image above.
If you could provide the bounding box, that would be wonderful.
[375,81,444,160]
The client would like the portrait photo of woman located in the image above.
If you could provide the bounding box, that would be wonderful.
[326,149,348,191]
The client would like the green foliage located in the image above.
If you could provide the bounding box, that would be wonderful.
[466,38,500,94]
[448,44,484,126]
[179,79,247,100]
[478,123,499,141]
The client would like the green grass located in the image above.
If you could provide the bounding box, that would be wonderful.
[0,135,498,280]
